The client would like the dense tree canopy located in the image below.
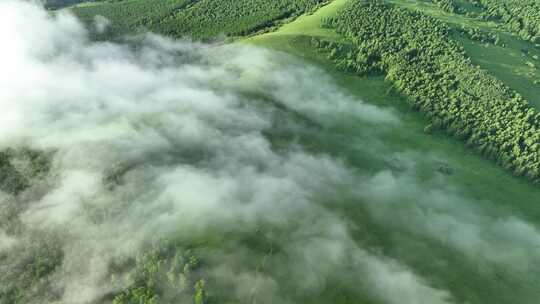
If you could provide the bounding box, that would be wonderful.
[43,0,114,9]
[430,0,458,13]
[72,0,328,40]
[462,0,540,43]
[318,0,540,181]
[71,0,196,36]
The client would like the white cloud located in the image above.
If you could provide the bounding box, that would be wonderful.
[0,2,457,304]
[0,229,16,252]
[93,15,111,33]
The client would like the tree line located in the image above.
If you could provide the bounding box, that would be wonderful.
[430,0,458,13]
[460,0,540,44]
[71,0,196,37]
[72,0,328,40]
[318,0,540,181]
[152,0,326,40]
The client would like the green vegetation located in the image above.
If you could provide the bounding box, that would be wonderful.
[0,149,51,195]
[72,0,328,40]
[246,0,349,42]
[430,0,458,13]
[44,0,100,9]
[383,0,540,109]
[316,0,540,182]
[8,1,540,304]
[71,0,195,36]
[473,0,540,44]
[248,26,540,304]
[0,233,63,304]
[112,242,208,304]
[152,0,328,40]
[429,0,540,43]
[456,25,501,45]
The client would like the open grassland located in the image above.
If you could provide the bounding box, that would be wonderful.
[248,0,349,40]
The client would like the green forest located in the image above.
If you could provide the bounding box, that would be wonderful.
[72,0,328,39]
[317,0,540,180]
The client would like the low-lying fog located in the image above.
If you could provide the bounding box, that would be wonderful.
[1,2,539,304]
